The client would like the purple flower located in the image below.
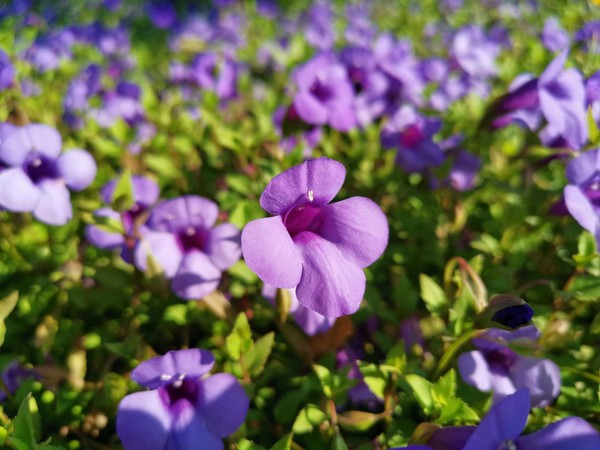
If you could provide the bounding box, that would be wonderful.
[262,284,335,335]
[491,51,588,150]
[290,53,357,132]
[0,123,96,225]
[241,157,388,317]
[393,388,600,450]
[0,50,15,91]
[563,149,600,250]
[191,53,238,101]
[86,175,159,261]
[116,349,248,450]
[451,25,500,79]
[134,196,241,300]
[146,1,178,29]
[0,361,35,402]
[542,18,570,52]
[273,106,322,157]
[303,1,335,51]
[381,106,445,174]
[575,20,600,52]
[336,346,382,409]
[458,326,560,407]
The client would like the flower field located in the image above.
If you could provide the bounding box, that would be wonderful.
[0,1,600,449]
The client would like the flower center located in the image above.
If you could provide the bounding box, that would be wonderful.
[485,347,517,374]
[284,191,324,237]
[25,153,59,183]
[159,378,199,414]
[400,125,424,148]
[177,226,208,252]
[497,440,518,450]
[310,76,333,102]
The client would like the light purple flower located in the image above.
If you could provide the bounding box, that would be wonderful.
[241,157,388,317]
[563,149,600,250]
[146,1,178,29]
[542,18,570,52]
[191,53,238,101]
[381,106,445,174]
[290,53,357,132]
[273,106,322,157]
[262,284,335,335]
[458,326,560,407]
[116,349,248,450]
[491,51,588,150]
[451,25,500,79]
[135,196,241,300]
[0,123,96,225]
[393,388,600,450]
[303,1,335,51]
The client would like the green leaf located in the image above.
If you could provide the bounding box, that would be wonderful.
[338,410,382,432]
[435,398,479,424]
[111,170,135,212]
[270,433,293,450]
[12,393,41,449]
[163,305,187,326]
[358,363,387,399]
[404,375,433,412]
[292,404,327,434]
[0,291,18,347]
[419,274,447,314]
[331,433,349,450]
[568,275,600,301]
[238,439,267,450]
[588,107,599,145]
[226,313,253,360]
[432,369,456,407]
[244,332,275,377]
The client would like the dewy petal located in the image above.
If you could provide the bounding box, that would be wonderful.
[294,232,366,317]
[196,373,249,438]
[241,216,302,288]
[205,223,241,271]
[149,196,219,233]
[85,208,125,249]
[134,230,184,278]
[515,417,600,450]
[565,149,600,185]
[131,349,215,389]
[33,179,72,225]
[509,356,560,408]
[116,390,170,450]
[57,149,97,191]
[564,186,598,234]
[170,250,222,300]
[462,388,530,450]
[0,167,40,212]
[320,197,389,268]
[260,157,346,215]
[293,91,329,126]
[458,351,493,392]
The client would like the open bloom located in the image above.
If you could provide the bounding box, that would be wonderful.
[241,157,388,317]
[458,326,560,407]
[116,349,248,450]
[0,122,96,225]
[395,388,600,450]
[135,195,241,300]
[564,149,600,250]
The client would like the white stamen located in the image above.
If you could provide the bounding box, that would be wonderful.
[160,374,172,381]
[307,190,314,202]
[32,158,42,167]
[165,213,175,221]
[185,226,195,236]
[591,182,600,191]
[172,379,183,388]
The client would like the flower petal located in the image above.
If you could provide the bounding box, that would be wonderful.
[197,373,249,438]
[564,186,598,234]
[205,223,241,271]
[260,157,346,215]
[320,197,389,268]
[565,149,600,185]
[57,149,97,191]
[116,390,170,450]
[134,230,184,278]
[131,349,215,389]
[293,91,329,126]
[539,50,568,86]
[149,196,219,233]
[85,208,125,249]
[33,179,72,225]
[101,175,160,206]
[515,417,600,450]
[167,411,224,450]
[0,167,40,212]
[170,250,222,300]
[241,216,302,288]
[462,388,530,450]
[294,232,366,317]
[458,351,493,392]
[509,356,560,408]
